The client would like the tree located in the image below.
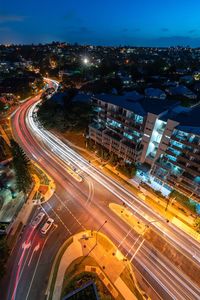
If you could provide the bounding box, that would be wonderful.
[117,162,136,178]
[10,139,32,193]
[0,237,9,279]
[0,101,5,112]
[194,218,200,233]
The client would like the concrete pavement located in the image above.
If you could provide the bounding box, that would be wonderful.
[49,231,143,300]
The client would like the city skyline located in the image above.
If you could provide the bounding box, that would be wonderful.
[1,0,200,46]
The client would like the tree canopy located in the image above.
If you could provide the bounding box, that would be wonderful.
[10,139,32,193]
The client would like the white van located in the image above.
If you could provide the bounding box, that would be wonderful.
[40,218,54,234]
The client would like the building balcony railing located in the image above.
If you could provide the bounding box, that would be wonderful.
[103,130,122,142]
[155,158,172,170]
[176,160,187,169]
[165,148,178,157]
[107,112,125,123]
[192,150,200,159]
[89,123,106,132]
[171,134,200,147]
[125,119,142,131]
[185,165,200,177]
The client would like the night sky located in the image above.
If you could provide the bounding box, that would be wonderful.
[1,0,200,46]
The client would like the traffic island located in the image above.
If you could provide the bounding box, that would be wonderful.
[30,162,55,205]
[47,231,146,300]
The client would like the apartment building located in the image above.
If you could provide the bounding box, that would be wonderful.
[89,93,145,163]
[89,93,200,202]
[150,106,200,202]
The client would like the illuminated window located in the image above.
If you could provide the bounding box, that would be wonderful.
[135,114,143,124]
[107,118,121,128]
[124,132,133,140]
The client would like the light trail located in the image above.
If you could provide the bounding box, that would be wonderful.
[27,101,200,265]
[10,83,200,300]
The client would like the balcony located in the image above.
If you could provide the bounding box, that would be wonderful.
[89,123,105,132]
[125,119,142,132]
[176,160,187,169]
[99,112,106,119]
[187,165,200,177]
[103,130,122,142]
[192,150,200,159]
[171,134,200,148]
[155,158,172,170]
[107,112,125,123]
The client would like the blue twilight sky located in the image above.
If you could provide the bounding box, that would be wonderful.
[1,0,200,46]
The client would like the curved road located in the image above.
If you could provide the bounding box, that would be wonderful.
[3,87,200,300]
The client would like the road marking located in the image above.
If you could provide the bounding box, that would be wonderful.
[40,203,51,218]
[24,227,56,300]
[22,241,31,251]
[117,229,132,250]
[85,178,94,207]
[18,230,40,283]
[45,201,72,234]
[130,239,144,262]
[28,243,40,267]
[54,193,86,231]
[125,234,143,258]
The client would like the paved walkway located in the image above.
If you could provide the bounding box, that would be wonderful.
[52,235,83,300]
[8,166,55,238]
[50,231,142,300]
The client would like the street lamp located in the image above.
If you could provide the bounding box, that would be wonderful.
[81,220,108,263]
[95,220,107,246]
[83,57,89,65]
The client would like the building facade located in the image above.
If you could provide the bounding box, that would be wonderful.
[89,95,144,163]
[89,93,200,202]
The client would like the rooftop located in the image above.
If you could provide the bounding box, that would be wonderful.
[161,105,200,135]
[93,93,178,116]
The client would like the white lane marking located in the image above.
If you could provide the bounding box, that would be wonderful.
[54,193,86,231]
[24,227,57,300]
[28,243,40,267]
[130,239,144,262]
[45,202,72,234]
[125,235,143,258]
[117,229,132,250]
[85,178,94,207]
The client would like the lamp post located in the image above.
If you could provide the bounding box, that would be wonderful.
[95,220,107,246]
[80,220,108,264]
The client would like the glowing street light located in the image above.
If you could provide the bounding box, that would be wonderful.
[83,57,89,65]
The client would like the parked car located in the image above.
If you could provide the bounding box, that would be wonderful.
[31,212,45,227]
[40,218,54,234]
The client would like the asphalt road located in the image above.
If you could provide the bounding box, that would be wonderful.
[2,88,200,300]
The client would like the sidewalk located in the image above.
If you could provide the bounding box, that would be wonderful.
[7,165,55,246]
[8,175,40,237]
[48,231,145,300]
